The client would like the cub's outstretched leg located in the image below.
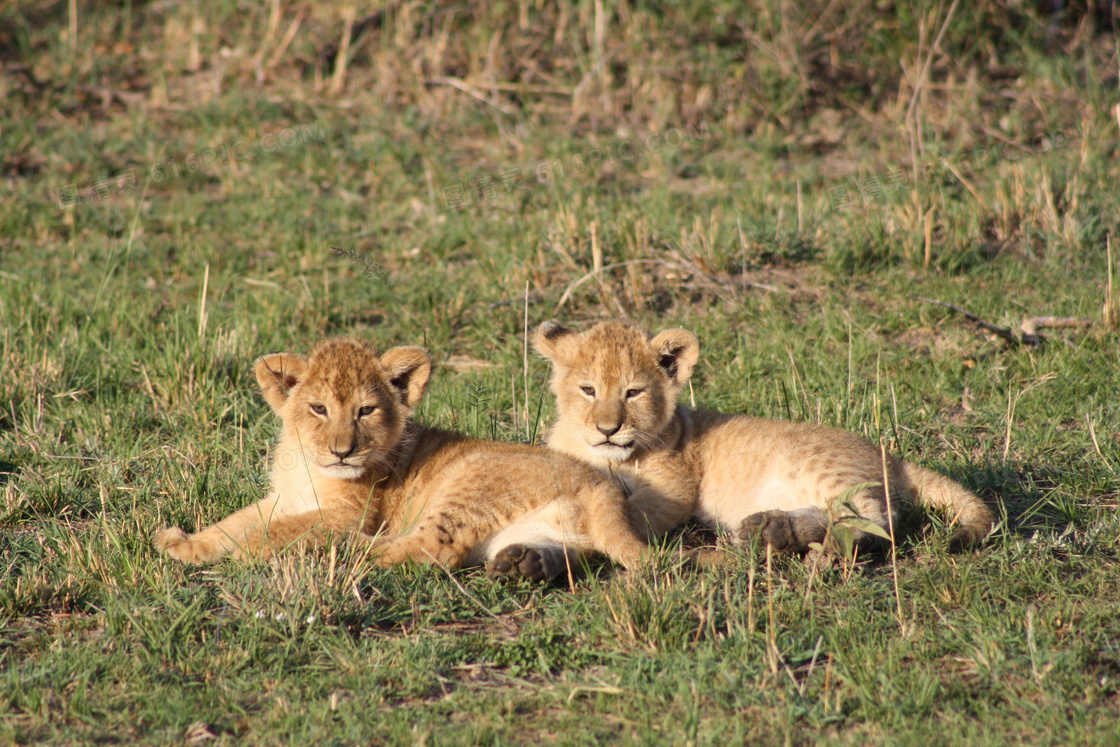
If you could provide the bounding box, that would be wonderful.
[155,498,282,563]
[155,503,366,563]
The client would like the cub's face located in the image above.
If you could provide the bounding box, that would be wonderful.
[255,339,432,480]
[534,321,699,463]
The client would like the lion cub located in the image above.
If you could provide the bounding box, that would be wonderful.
[534,320,994,554]
[154,338,648,581]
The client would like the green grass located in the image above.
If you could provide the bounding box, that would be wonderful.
[2,0,1120,743]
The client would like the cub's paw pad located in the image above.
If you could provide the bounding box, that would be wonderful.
[486,544,549,583]
[738,510,798,553]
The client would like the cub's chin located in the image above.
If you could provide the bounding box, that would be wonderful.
[589,442,636,463]
[318,463,366,481]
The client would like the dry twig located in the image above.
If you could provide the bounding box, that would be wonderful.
[909,296,1093,346]
[909,295,1019,344]
[1018,317,1093,346]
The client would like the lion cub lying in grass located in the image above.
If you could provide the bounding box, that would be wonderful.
[534,320,994,555]
[154,338,648,581]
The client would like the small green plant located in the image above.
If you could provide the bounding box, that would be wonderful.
[812,482,892,572]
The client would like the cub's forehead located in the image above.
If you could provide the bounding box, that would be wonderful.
[302,339,384,399]
[305,363,382,401]
[570,327,657,381]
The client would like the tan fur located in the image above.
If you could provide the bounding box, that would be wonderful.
[153,338,648,581]
[535,320,995,554]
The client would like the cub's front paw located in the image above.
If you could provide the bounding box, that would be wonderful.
[485,544,552,583]
[154,527,211,564]
[153,526,188,552]
[738,510,799,553]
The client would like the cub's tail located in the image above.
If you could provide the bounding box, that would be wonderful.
[899,463,995,551]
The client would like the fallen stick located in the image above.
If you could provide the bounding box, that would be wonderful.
[908,297,1094,346]
[908,295,1019,344]
[1021,313,1088,338]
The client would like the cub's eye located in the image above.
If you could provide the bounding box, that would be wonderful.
[358,405,377,417]
[579,385,596,397]
[310,404,327,416]
[625,388,644,399]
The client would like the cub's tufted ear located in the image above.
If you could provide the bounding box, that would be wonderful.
[533,321,578,364]
[255,353,309,414]
[649,329,700,388]
[379,346,433,408]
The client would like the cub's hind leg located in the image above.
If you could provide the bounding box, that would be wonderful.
[737,508,829,554]
[737,502,892,556]
[368,532,477,569]
[476,506,587,583]
[486,543,575,583]
[367,507,484,569]
[482,486,649,583]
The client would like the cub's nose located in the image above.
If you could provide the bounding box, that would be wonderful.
[330,444,356,460]
[596,423,621,438]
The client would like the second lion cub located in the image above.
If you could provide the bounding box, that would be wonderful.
[154,337,648,581]
[534,320,994,555]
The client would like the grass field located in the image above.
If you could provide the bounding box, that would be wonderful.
[2,0,1120,743]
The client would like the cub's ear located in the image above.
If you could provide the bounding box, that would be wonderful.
[380,346,433,408]
[255,353,309,413]
[533,321,577,364]
[649,329,700,387]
